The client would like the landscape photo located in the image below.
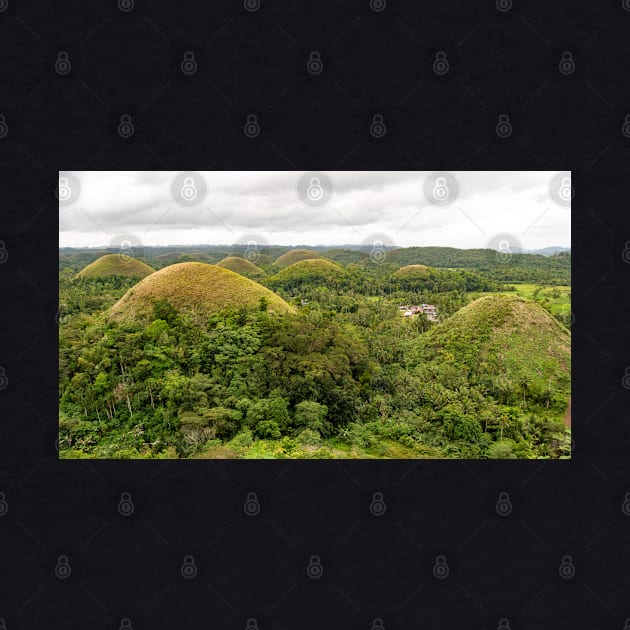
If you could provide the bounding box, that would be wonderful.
[58,171,571,459]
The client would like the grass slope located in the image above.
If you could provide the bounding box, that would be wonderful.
[108,262,294,321]
[77,254,154,279]
[216,256,266,280]
[274,249,322,268]
[422,294,570,392]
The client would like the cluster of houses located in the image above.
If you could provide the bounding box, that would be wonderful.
[399,304,439,322]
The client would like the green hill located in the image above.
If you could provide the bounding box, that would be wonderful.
[394,264,433,277]
[323,248,369,265]
[386,247,570,284]
[267,259,345,291]
[274,249,322,268]
[421,294,570,403]
[216,256,266,280]
[108,262,294,322]
[77,254,154,279]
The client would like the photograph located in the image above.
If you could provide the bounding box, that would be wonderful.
[58,171,571,460]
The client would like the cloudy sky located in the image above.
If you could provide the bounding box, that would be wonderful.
[59,171,570,250]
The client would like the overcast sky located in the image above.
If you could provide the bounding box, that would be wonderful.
[59,171,570,249]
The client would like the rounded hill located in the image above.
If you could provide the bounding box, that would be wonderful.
[77,254,154,279]
[421,294,570,394]
[274,249,322,268]
[108,262,294,321]
[216,256,266,280]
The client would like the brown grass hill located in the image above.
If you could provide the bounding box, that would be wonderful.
[420,294,570,407]
[267,259,345,290]
[107,262,294,322]
[216,256,266,280]
[274,249,322,268]
[76,254,154,279]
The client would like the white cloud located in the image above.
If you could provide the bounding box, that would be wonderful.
[59,171,570,249]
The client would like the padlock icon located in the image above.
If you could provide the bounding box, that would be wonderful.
[370,239,386,264]
[622,115,630,139]
[55,554,72,579]
[0,366,8,390]
[118,114,134,138]
[496,114,512,138]
[621,492,630,516]
[245,240,260,262]
[57,176,72,202]
[118,0,134,11]
[181,51,197,75]
[622,367,630,390]
[307,51,323,75]
[245,618,258,630]
[0,492,8,516]
[623,242,630,265]
[0,114,8,139]
[306,554,323,579]
[432,176,449,202]
[558,176,572,202]
[371,618,385,630]
[559,51,575,75]
[558,554,575,579]
[370,114,386,138]
[243,114,260,138]
[117,491,134,516]
[495,0,512,12]
[432,555,449,579]
[496,239,512,263]
[119,618,133,630]
[119,239,133,261]
[181,555,197,579]
[243,492,261,516]
[433,51,449,75]
[369,491,386,516]
[306,177,324,202]
[497,618,510,630]
[244,0,261,11]
[370,0,386,11]
[495,491,512,516]
[181,177,198,202]
[55,51,71,75]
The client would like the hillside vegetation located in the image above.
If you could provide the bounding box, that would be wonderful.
[59,245,571,460]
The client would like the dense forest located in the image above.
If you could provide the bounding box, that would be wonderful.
[59,245,571,459]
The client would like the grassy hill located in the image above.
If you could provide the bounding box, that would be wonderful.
[77,254,154,279]
[421,294,570,401]
[267,259,345,291]
[108,262,295,322]
[216,256,266,280]
[274,249,322,268]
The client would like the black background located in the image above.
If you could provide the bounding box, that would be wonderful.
[1,0,629,628]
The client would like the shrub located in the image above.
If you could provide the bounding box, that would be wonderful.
[255,420,282,439]
[296,428,321,446]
